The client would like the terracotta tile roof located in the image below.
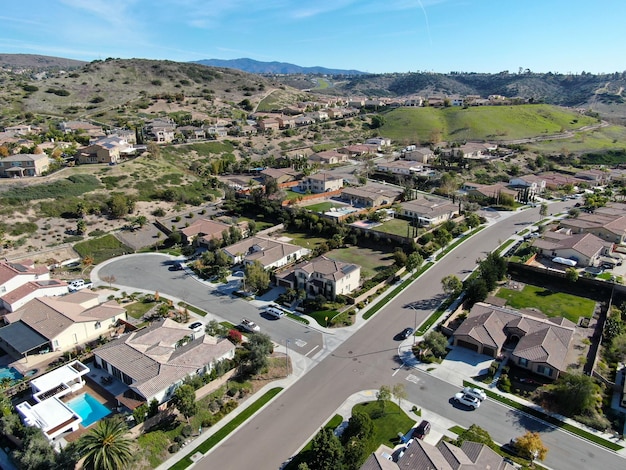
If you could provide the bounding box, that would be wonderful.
[0,279,67,305]
[0,260,48,286]
[181,218,230,239]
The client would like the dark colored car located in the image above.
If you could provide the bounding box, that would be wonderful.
[414,420,431,439]
[400,327,414,339]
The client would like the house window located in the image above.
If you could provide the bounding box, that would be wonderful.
[537,365,553,377]
[519,358,528,367]
[95,321,101,329]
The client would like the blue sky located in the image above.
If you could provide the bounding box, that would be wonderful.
[1,0,624,74]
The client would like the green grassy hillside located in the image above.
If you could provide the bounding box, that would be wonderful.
[380,104,599,143]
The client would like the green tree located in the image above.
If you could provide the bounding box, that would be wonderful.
[242,332,273,375]
[539,203,548,217]
[377,385,391,413]
[455,424,494,447]
[107,194,136,219]
[76,218,87,235]
[370,115,385,129]
[342,409,374,445]
[77,417,133,470]
[465,212,481,228]
[172,384,197,423]
[205,319,227,337]
[565,267,579,282]
[464,277,489,306]
[309,427,344,470]
[392,383,408,409]
[514,431,548,462]
[421,331,448,358]
[441,274,462,296]
[406,252,423,272]
[547,372,601,416]
[244,260,270,293]
[13,428,58,470]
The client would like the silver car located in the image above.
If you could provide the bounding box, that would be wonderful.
[462,386,487,401]
[453,392,481,410]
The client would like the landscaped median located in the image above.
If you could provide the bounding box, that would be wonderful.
[169,387,283,470]
[461,381,623,452]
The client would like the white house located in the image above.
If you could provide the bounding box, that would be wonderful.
[0,279,69,312]
[300,172,344,193]
[223,236,309,270]
[94,319,236,405]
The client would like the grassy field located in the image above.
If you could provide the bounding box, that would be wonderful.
[303,201,343,213]
[380,104,598,143]
[496,284,595,322]
[125,301,156,319]
[73,234,133,264]
[375,218,412,237]
[527,125,626,154]
[354,401,416,447]
[328,246,395,278]
[282,231,330,250]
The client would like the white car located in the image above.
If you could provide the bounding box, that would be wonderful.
[453,392,481,410]
[239,318,260,333]
[462,386,487,401]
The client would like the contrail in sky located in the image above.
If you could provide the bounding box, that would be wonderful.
[416,0,433,46]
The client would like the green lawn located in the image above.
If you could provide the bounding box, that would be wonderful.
[380,104,598,143]
[283,190,304,201]
[353,401,416,447]
[328,246,395,278]
[376,218,412,237]
[303,201,342,213]
[496,284,595,322]
[125,301,156,319]
[527,125,626,154]
[282,230,330,250]
[73,234,133,264]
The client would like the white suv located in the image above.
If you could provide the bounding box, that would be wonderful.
[462,386,487,401]
[453,392,481,410]
[265,306,286,319]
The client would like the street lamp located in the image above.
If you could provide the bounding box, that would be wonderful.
[285,339,290,377]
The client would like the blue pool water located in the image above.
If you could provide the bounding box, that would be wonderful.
[66,393,112,427]
[0,366,23,382]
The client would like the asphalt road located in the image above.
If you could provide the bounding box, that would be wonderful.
[97,254,324,358]
[196,201,624,470]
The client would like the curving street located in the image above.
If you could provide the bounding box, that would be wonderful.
[96,201,624,470]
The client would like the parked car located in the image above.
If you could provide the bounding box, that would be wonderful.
[414,420,431,439]
[239,318,260,333]
[264,306,286,319]
[462,386,487,401]
[69,279,93,291]
[453,392,481,410]
[400,327,414,339]
[188,322,203,332]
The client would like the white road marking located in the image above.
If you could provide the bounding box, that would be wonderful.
[406,374,420,384]
[295,339,307,348]
[305,345,319,357]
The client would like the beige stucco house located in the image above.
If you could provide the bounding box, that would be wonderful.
[223,236,309,270]
[300,172,343,193]
[0,153,49,177]
[399,194,458,227]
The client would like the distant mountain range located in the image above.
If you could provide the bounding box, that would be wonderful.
[193,58,366,75]
[0,54,86,70]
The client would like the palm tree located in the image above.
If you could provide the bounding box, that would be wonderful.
[77,418,133,470]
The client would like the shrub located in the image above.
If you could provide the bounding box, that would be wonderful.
[168,444,180,453]
[181,424,193,437]
[499,374,512,393]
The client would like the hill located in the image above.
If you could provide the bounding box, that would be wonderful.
[194,58,366,76]
[379,105,599,144]
[0,53,86,70]
[0,58,290,126]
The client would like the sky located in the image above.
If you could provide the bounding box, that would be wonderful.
[1,0,625,74]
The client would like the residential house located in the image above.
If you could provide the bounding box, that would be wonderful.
[458,142,497,159]
[4,124,37,135]
[94,318,236,406]
[364,99,386,108]
[399,195,458,227]
[508,174,546,197]
[206,125,228,138]
[110,128,137,144]
[308,111,329,122]
[0,259,50,296]
[0,291,127,359]
[462,182,518,203]
[276,116,296,129]
[260,167,301,185]
[326,108,344,119]
[300,172,343,193]
[453,302,576,379]
[77,136,134,164]
[403,147,435,164]
[361,439,515,470]
[1,279,69,313]
[341,183,403,208]
[222,236,309,270]
[575,169,610,186]
[59,120,104,137]
[537,172,580,190]
[376,160,426,176]
[276,256,361,299]
[309,150,348,165]
[404,97,423,107]
[258,118,280,132]
[180,218,233,246]
[145,119,176,143]
[365,137,391,148]
[294,116,314,126]
[178,125,206,141]
[338,144,377,158]
[348,98,365,108]
[0,153,49,177]
[532,231,613,266]
[558,209,626,244]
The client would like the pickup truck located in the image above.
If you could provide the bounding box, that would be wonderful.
[239,318,260,333]
[68,279,93,292]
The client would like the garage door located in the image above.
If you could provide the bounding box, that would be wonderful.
[456,339,479,352]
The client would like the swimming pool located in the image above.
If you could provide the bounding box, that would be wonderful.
[0,366,23,382]
[66,393,112,427]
